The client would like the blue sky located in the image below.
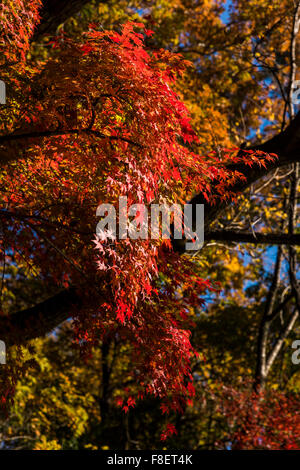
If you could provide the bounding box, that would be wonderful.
[220,0,232,24]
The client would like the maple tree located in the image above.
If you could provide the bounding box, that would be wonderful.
[0,1,253,430]
[0,0,299,449]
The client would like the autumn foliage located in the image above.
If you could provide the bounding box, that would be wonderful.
[216,385,300,449]
[0,0,299,449]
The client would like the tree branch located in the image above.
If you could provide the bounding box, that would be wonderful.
[32,0,106,41]
[0,288,81,345]
[0,128,143,165]
[265,308,299,375]
[173,110,300,252]
[205,230,300,246]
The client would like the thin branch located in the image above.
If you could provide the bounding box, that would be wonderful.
[205,230,300,246]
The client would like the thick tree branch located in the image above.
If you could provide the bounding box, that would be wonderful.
[32,0,105,41]
[0,288,81,345]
